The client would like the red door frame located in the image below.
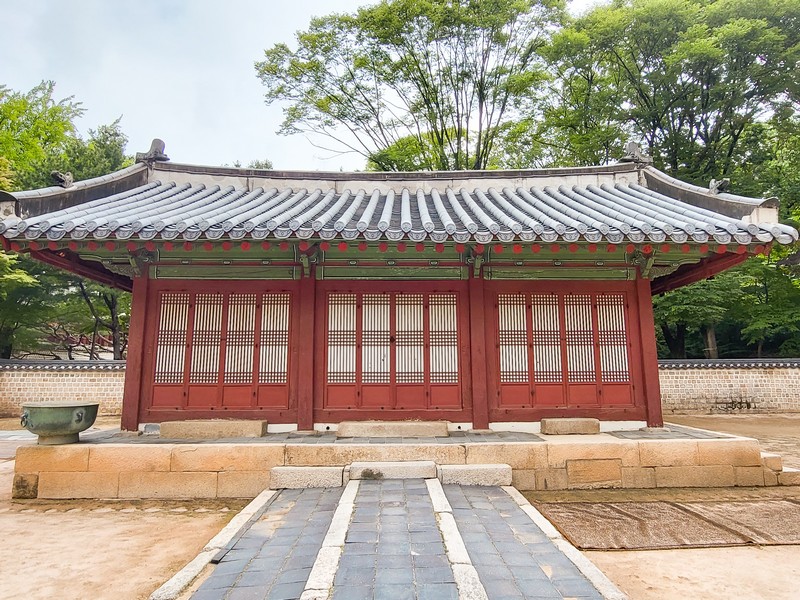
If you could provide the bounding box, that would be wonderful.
[138,279,300,424]
[313,280,474,423]
[484,280,649,423]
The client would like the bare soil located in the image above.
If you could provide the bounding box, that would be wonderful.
[0,416,244,600]
[588,546,800,600]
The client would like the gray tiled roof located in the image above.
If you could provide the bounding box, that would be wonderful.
[2,170,796,246]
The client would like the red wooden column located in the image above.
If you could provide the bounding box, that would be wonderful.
[635,275,664,427]
[468,273,490,430]
[121,271,150,431]
[295,267,316,431]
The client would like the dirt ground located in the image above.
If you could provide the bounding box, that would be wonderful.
[588,546,800,600]
[0,417,243,600]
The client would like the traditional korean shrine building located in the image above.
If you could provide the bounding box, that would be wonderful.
[2,142,796,432]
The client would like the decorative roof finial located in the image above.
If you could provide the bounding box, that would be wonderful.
[50,171,74,188]
[135,139,170,164]
[620,141,653,164]
[709,178,730,194]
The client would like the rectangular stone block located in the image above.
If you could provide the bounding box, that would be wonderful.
[546,438,640,468]
[12,473,39,499]
[734,466,765,487]
[566,459,622,488]
[510,469,537,491]
[466,443,547,469]
[638,440,698,467]
[535,468,569,491]
[270,466,343,489]
[118,471,218,499]
[439,464,512,486]
[38,471,119,499]
[621,467,656,489]
[170,444,285,472]
[764,468,779,486]
[217,471,271,498]
[540,418,600,435]
[285,444,465,466]
[779,468,800,486]
[15,445,89,473]
[654,465,735,488]
[336,421,448,438]
[350,460,436,480]
[761,452,783,472]
[88,445,171,472]
[160,419,268,439]
[697,439,761,467]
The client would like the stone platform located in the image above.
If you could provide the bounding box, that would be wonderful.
[10,425,799,500]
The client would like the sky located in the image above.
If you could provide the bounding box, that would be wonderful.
[1,0,594,172]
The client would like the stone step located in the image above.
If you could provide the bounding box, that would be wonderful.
[438,464,512,486]
[159,419,268,439]
[336,420,449,438]
[348,460,437,480]
[540,418,600,435]
[779,467,800,486]
[270,466,345,489]
[761,452,783,472]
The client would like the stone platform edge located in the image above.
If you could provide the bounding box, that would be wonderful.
[11,435,798,499]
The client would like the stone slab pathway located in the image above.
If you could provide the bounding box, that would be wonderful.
[189,481,608,600]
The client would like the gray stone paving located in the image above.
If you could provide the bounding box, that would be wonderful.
[186,480,610,600]
[333,479,459,600]
[444,485,603,599]
[190,487,342,600]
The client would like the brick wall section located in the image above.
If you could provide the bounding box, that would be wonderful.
[660,359,800,414]
[3,359,800,418]
[0,361,125,417]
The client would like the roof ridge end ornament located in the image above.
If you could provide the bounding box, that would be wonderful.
[709,178,730,195]
[619,141,653,165]
[135,139,170,165]
[51,171,74,188]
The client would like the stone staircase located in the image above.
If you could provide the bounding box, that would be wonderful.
[269,461,512,489]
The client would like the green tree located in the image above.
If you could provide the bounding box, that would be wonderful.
[256,0,564,170]
[0,81,83,190]
[0,83,133,359]
[653,272,742,358]
[538,0,800,182]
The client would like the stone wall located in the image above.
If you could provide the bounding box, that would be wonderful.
[3,359,800,419]
[0,361,125,417]
[659,359,800,414]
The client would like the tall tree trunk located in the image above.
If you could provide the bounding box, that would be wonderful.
[702,325,719,359]
[660,322,687,358]
[0,325,13,359]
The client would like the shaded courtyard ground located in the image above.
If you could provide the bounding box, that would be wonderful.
[0,413,799,599]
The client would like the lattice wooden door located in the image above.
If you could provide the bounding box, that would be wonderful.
[149,289,292,409]
[493,291,634,408]
[324,291,462,410]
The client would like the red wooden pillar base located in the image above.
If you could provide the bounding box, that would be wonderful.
[635,275,664,427]
[468,275,490,430]
[121,271,149,431]
[296,268,316,431]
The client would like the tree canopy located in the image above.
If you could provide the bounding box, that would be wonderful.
[256,0,565,170]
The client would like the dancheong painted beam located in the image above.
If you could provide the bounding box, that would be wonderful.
[2,141,796,431]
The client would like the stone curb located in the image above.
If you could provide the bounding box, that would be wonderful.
[502,486,629,600]
[148,488,277,600]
